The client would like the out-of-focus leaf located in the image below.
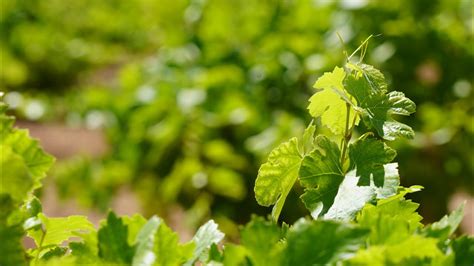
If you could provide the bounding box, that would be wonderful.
[185,220,224,265]
[132,216,161,266]
[357,195,422,245]
[285,219,368,266]
[240,216,284,266]
[347,235,444,265]
[28,213,95,248]
[98,212,134,264]
[452,235,474,266]
[423,202,465,240]
[154,220,194,266]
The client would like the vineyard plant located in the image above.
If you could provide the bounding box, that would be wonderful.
[1,44,473,265]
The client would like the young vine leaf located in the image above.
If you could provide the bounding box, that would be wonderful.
[345,70,416,141]
[254,137,302,222]
[348,138,397,187]
[299,136,344,218]
[308,66,359,135]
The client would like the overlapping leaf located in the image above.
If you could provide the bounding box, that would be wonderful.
[299,136,344,218]
[344,66,415,140]
[98,212,134,264]
[284,219,368,266]
[323,163,399,221]
[357,196,423,245]
[240,216,284,266]
[28,213,95,249]
[349,138,396,187]
[155,220,194,266]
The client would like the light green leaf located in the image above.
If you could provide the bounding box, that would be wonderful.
[3,129,55,184]
[348,235,444,265]
[185,220,224,265]
[123,213,148,246]
[154,220,194,266]
[98,212,134,264]
[301,122,316,155]
[0,146,33,202]
[423,202,465,240]
[222,244,248,266]
[240,216,284,266]
[285,219,367,266]
[254,138,302,221]
[345,72,416,140]
[28,213,95,248]
[308,67,359,135]
[357,195,423,245]
[349,138,397,187]
[132,216,161,266]
[299,136,343,218]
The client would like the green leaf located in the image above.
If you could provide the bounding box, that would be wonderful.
[345,71,416,140]
[349,138,396,187]
[123,213,148,246]
[308,163,399,221]
[3,129,55,184]
[284,219,367,266]
[222,244,248,266]
[0,146,34,202]
[0,195,27,266]
[132,216,161,266]
[40,247,67,261]
[254,137,302,221]
[323,168,375,221]
[423,202,465,240]
[452,235,474,265]
[301,121,316,155]
[69,230,100,264]
[185,220,224,265]
[240,216,284,266]
[154,220,195,266]
[346,62,387,92]
[98,212,134,264]
[28,213,95,248]
[299,136,343,218]
[348,235,444,265]
[308,66,359,135]
[357,195,423,245]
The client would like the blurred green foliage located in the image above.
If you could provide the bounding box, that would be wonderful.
[2,0,473,233]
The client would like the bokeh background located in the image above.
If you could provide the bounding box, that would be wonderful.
[1,0,473,238]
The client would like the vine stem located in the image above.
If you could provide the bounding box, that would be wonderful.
[34,228,46,264]
[340,103,351,166]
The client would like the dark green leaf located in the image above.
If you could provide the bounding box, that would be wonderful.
[98,212,134,264]
[299,136,343,218]
[452,235,474,266]
[284,219,367,266]
[240,216,284,266]
[349,138,396,186]
[345,72,415,141]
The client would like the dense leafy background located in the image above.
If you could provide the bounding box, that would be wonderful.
[1,0,473,234]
